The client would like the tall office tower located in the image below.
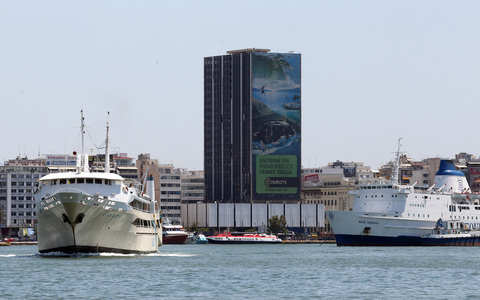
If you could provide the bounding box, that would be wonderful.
[204,48,301,203]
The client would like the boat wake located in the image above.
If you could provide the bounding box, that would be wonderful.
[152,252,199,257]
[1,253,44,258]
[38,252,144,258]
[0,254,17,258]
[36,251,201,258]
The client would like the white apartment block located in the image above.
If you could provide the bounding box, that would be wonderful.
[181,170,204,204]
[158,164,182,225]
[0,157,48,228]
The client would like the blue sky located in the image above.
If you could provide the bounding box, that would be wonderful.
[1,1,479,170]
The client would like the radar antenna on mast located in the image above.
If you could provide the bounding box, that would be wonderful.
[105,112,110,174]
[392,138,402,185]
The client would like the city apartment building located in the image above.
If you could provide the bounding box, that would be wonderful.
[181,170,205,205]
[136,154,204,225]
[301,162,359,231]
[114,154,138,180]
[0,157,48,230]
[158,164,182,225]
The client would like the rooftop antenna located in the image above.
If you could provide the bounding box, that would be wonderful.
[105,112,110,174]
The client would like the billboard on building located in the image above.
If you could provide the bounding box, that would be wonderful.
[304,174,319,183]
[251,52,301,201]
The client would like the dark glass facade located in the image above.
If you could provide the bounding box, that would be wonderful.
[204,50,300,203]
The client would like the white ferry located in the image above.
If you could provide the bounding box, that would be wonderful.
[327,140,480,246]
[35,111,162,254]
[206,232,282,244]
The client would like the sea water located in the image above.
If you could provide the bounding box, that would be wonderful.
[1,244,479,299]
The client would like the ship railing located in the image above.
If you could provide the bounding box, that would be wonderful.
[357,178,393,186]
[129,197,155,214]
[130,206,154,214]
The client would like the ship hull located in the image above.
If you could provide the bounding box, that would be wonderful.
[334,234,422,246]
[421,236,480,246]
[206,239,282,244]
[162,235,188,245]
[37,192,161,254]
[328,210,436,246]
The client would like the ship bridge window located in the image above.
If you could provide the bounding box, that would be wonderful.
[95,179,102,184]
[77,178,85,184]
[59,179,67,185]
[105,180,111,185]
[86,178,94,184]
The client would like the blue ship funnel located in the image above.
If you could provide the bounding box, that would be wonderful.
[434,159,469,193]
[435,160,464,177]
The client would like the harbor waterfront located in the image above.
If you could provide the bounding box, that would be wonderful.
[1,245,480,299]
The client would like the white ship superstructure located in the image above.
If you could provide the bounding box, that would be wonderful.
[328,140,480,246]
[35,111,161,254]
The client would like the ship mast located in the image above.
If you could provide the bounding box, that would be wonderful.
[105,112,110,174]
[392,137,402,185]
[76,110,88,173]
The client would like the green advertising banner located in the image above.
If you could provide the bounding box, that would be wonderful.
[251,52,301,200]
[256,155,298,194]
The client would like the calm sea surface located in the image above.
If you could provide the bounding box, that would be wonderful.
[1,244,479,299]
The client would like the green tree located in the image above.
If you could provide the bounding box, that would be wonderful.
[268,215,288,235]
[185,222,198,233]
[0,205,5,224]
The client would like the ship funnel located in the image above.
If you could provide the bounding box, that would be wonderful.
[146,175,156,212]
[433,160,470,193]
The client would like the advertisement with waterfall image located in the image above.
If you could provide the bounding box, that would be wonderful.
[252,52,301,201]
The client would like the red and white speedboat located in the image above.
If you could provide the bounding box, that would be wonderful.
[162,222,188,244]
[206,232,282,244]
